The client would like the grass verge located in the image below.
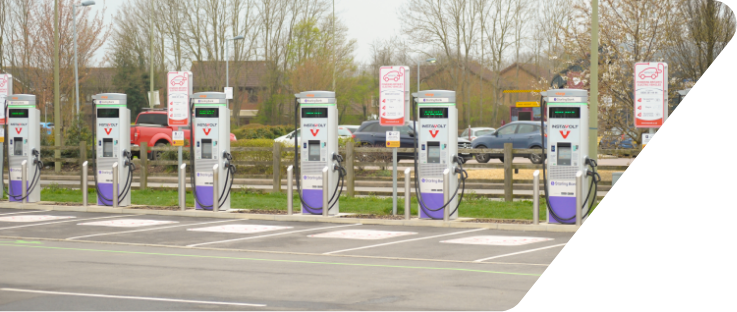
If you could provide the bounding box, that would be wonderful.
[39,184,599,220]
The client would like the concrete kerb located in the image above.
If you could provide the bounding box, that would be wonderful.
[0,202,579,233]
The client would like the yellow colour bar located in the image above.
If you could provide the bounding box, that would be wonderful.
[503,90,541,93]
[516,101,540,107]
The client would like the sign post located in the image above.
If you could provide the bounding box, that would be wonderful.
[0,73,12,200]
[634,62,668,128]
[380,66,409,216]
[168,71,193,178]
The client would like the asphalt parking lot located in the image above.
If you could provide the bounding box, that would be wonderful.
[0,207,572,310]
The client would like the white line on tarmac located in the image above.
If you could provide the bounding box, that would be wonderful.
[66,219,240,240]
[534,284,737,288]
[187,223,361,247]
[0,210,47,216]
[323,228,487,255]
[0,288,266,307]
[0,215,134,231]
[568,242,737,246]
[473,243,567,262]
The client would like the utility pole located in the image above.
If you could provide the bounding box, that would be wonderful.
[149,0,154,108]
[54,0,61,173]
[589,0,598,162]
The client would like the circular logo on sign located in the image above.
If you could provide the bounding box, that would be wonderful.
[421,178,425,183]
[551,181,555,186]
[197,173,200,177]
[304,175,307,180]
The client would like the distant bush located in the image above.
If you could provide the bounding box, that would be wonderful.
[231,124,294,140]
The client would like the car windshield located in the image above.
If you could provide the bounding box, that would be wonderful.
[137,113,167,126]
[476,129,494,136]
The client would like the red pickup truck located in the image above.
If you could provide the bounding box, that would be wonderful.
[130,110,236,160]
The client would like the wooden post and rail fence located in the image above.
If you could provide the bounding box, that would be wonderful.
[33,141,637,202]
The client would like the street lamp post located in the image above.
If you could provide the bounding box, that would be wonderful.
[226,35,245,91]
[73,0,95,119]
[416,57,436,92]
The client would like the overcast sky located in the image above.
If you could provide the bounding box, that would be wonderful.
[88,0,406,66]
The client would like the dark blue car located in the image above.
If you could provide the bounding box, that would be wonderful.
[471,121,546,164]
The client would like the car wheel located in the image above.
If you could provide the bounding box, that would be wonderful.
[529,146,544,164]
[152,142,168,160]
[474,145,491,163]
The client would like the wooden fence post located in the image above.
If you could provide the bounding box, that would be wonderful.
[140,142,148,190]
[79,141,87,189]
[504,143,513,202]
[346,141,355,198]
[272,141,281,193]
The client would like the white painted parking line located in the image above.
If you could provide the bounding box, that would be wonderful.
[441,235,554,246]
[309,229,417,240]
[78,219,178,228]
[66,220,239,240]
[187,223,361,248]
[323,228,487,255]
[473,243,567,262]
[188,224,292,234]
[0,210,47,216]
[0,215,75,223]
[0,288,266,307]
[0,215,133,231]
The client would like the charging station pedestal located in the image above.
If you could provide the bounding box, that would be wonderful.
[545,89,589,224]
[295,91,340,215]
[7,94,41,203]
[93,93,132,207]
[191,92,231,211]
[413,90,459,220]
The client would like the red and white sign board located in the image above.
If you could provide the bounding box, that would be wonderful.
[634,62,668,128]
[0,215,74,223]
[441,235,553,246]
[379,66,409,126]
[167,71,193,126]
[0,73,12,125]
[78,219,178,228]
[187,224,292,234]
[308,229,417,240]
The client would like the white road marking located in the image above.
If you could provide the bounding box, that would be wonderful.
[473,243,567,262]
[0,288,266,307]
[0,210,47,216]
[534,284,737,288]
[567,242,737,246]
[187,223,361,247]
[0,215,133,231]
[66,220,239,240]
[323,228,487,255]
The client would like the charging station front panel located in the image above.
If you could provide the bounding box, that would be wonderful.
[192,93,230,210]
[414,91,458,220]
[546,89,589,224]
[7,95,40,203]
[93,93,131,206]
[296,91,339,215]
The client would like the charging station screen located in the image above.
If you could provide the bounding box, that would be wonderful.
[420,108,448,118]
[97,109,119,118]
[427,142,440,163]
[196,108,219,118]
[13,137,22,155]
[308,140,320,161]
[549,107,580,118]
[557,144,572,166]
[302,108,328,118]
[8,109,28,118]
[103,138,113,157]
[201,139,213,159]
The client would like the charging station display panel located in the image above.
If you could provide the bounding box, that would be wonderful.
[417,103,458,219]
[192,103,230,210]
[96,107,122,185]
[7,99,41,203]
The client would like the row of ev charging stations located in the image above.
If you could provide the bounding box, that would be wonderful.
[542,89,600,224]
[189,92,234,211]
[92,93,133,207]
[293,91,346,215]
[6,95,42,203]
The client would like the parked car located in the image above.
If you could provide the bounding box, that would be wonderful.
[599,133,637,149]
[275,127,351,147]
[460,127,495,141]
[353,120,470,162]
[340,125,360,134]
[39,122,54,135]
[130,110,236,160]
[471,121,546,164]
[457,137,472,163]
